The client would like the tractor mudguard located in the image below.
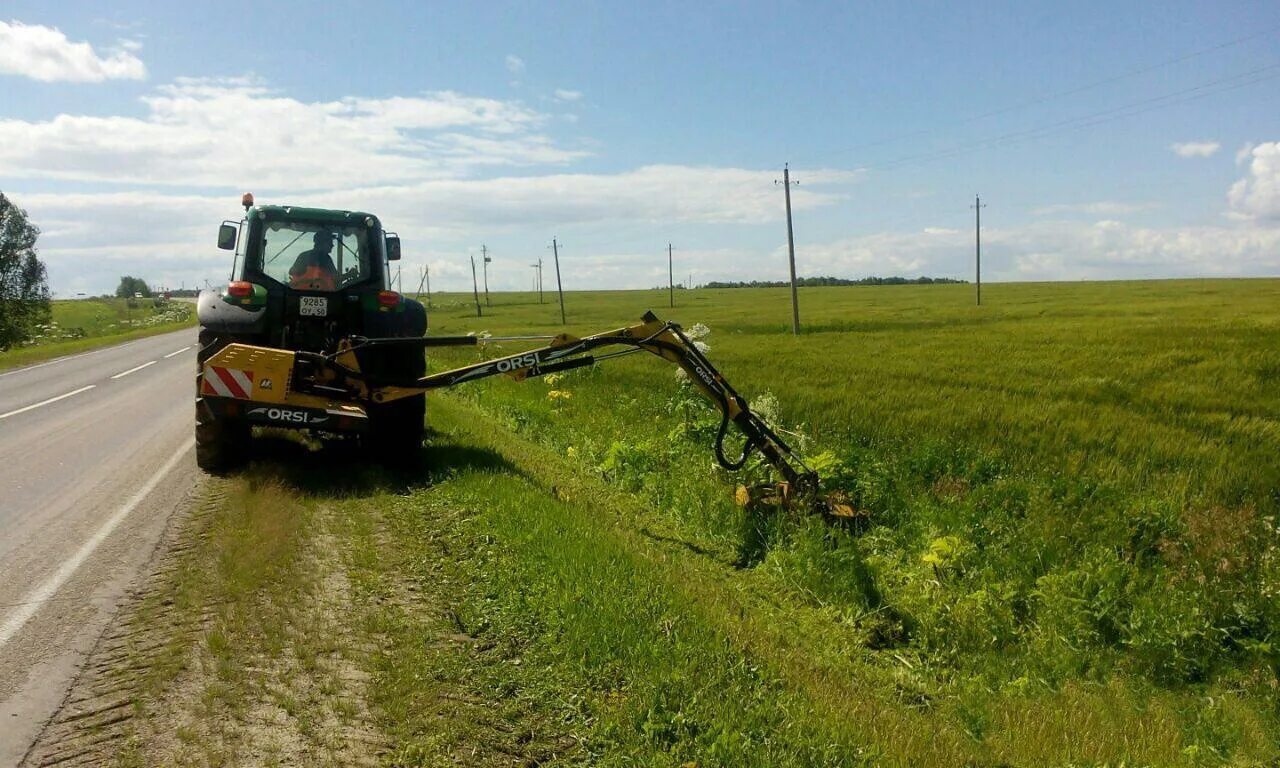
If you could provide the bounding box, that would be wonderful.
[357,296,428,380]
[361,295,427,339]
[197,288,268,334]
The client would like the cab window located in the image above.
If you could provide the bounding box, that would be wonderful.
[258,222,371,292]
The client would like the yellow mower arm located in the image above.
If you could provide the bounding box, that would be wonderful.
[322,312,824,505]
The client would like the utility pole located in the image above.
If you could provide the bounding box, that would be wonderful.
[971,195,986,306]
[481,244,491,306]
[776,163,800,335]
[415,265,428,302]
[550,238,566,324]
[470,254,482,317]
[667,243,674,308]
[425,266,432,308]
[529,260,544,303]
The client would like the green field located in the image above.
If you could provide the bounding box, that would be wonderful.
[105,279,1280,766]
[409,280,1280,765]
[0,297,195,369]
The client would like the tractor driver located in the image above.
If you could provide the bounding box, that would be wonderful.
[288,230,340,291]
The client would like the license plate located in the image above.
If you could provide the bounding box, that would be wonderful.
[299,296,327,317]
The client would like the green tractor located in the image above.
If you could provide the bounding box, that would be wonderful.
[196,193,425,470]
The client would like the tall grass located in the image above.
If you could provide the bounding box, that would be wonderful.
[416,280,1280,763]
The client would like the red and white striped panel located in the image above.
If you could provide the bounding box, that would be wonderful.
[201,366,255,399]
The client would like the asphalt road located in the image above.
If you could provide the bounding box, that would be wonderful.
[0,329,199,766]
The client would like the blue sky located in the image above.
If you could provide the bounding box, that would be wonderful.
[1,0,1277,295]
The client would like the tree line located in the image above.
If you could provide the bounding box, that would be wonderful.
[0,192,51,350]
[0,191,163,350]
[701,275,967,289]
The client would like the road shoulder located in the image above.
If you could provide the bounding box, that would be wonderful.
[22,435,566,767]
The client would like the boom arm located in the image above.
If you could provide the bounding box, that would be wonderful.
[326,312,818,498]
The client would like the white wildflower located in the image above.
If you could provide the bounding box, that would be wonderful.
[686,322,711,341]
[751,391,781,425]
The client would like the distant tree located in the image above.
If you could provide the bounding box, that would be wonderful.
[0,192,51,350]
[115,276,152,298]
[701,275,967,289]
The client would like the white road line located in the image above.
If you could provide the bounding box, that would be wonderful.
[0,338,146,379]
[163,345,193,359]
[0,385,96,420]
[0,437,195,649]
[110,360,157,379]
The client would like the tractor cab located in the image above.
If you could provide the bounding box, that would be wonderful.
[206,194,423,354]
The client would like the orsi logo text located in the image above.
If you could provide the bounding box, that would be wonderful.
[248,407,327,425]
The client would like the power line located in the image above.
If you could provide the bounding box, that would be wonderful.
[858,61,1280,174]
[792,24,1280,165]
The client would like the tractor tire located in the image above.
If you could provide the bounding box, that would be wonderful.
[195,327,252,472]
[365,342,427,464]
[366,393,426,464]
[196,402,250,472]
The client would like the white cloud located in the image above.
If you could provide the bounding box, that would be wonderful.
[790,218,1280,283]
[1228,142,1280,222]
[1032,201,1159,217]
[15,183,1277,296]
[553,88,582,102]
[1170,141,1220,158]
[16,165,854,244]
[0,20,145,82]
[799,153,1280,283]
[10,165,858,294]
[320,165,856,234]
[0,79,586,188]
[10,68,1274,296]
[1236,142,1255,165]
[505,54,525,74]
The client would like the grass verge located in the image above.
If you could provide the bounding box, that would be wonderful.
[78,394,1275,766]
[0,298,195,370]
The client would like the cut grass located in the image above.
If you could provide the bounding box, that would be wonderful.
[111,472,384,766]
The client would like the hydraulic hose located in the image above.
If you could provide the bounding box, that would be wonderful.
[713,403,757,470]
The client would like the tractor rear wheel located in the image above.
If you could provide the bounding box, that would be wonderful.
[365,343,426,464]
[196,403,250,472]
[195,328,252,472]
[366,394,426,464]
